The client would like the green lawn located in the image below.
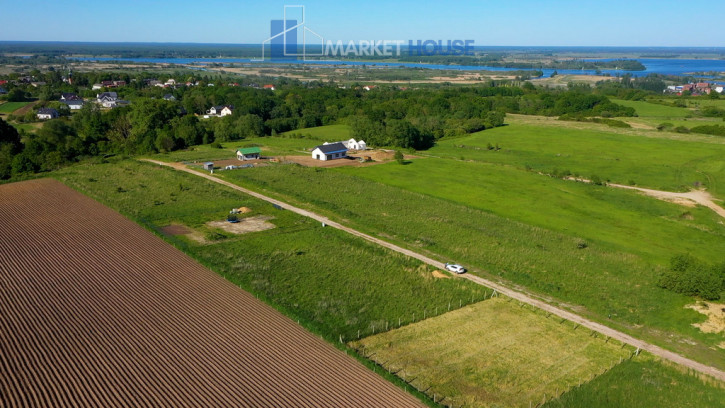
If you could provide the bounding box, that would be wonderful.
[0,101,30,113]
[426,123,725,199]
[282,124,351,141]
[355,297,634,408]
[52,160,485,341]
[216,163,725,369]
[544,359,725,408]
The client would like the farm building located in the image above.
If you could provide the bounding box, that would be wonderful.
[36,108,59,120]
[312,142,348,161]
[345,138,367,151]
[203,162,214,171]
[237,147,261,161]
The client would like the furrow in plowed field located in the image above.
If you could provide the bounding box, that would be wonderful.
[0,178,424,408]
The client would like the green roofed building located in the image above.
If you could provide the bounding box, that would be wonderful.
[236,147,262,161]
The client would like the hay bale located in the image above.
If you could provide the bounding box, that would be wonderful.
[238,207,252,214]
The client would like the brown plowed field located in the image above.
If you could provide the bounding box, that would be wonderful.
[0,179,425,407]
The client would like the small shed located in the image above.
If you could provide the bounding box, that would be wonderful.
[237,147,262,161]
[203,162,214,171]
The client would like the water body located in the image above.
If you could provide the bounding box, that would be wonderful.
[71,56,725,78]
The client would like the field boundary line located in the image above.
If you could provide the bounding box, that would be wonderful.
[141,158,725,382]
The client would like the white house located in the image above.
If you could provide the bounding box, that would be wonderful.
[36,108,59,120]
[97,92,118,108]
[312,142,348,161]
[165,79,177,87]
[237,147,261,161]
[207,105,234,117]
[716,86,725,94]
[64,100,84,110]
[92,83,103,90]
[345,138,367,151]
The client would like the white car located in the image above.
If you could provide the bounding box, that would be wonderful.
[444,263,466,274]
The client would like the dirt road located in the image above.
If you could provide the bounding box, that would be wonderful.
[142,159,725,382]
[610,183,725,219]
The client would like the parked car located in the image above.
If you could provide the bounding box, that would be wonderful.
[444,263,466,274]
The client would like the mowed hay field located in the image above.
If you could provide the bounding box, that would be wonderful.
[0,178,425,407]
[354,297,634,408]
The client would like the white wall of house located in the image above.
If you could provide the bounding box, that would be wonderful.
[220,107,233,117]
[312,148,347,161]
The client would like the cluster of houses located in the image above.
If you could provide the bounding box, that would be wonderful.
[665,82,725,96]
[310,139,367,161]
[92,80,126,90]
[204,105,234,118]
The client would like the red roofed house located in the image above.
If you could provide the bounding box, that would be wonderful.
[263,84,275,91]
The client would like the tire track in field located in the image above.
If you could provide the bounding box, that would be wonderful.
[143,159,725,382]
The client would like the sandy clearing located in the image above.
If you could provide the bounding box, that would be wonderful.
[207,215,276,234]
[686,302,725,336]
[611,184,725,219]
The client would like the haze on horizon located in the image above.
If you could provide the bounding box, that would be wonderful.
[0,0,724,48]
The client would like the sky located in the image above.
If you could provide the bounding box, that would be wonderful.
[1,0,724,47]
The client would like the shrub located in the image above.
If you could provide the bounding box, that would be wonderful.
[590,175,603,185]
[394,150,405,164]
[658,254,724,301]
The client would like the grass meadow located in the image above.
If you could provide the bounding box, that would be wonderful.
[426,122,725,199]
[52,159,486,341]
[354,297,635,408]
[543,359,725,408]
[217,163,725,368]
[0,101,30,113]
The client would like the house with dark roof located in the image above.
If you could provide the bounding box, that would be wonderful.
[64,99,85,110]
[0,87,6,95]
[60,93,82,101]
[163,94,176,101]
[236,147,262,161]
[37,108,59,120]
[311,142,348,161]
[97,92,119,108]
[207,105,234,117]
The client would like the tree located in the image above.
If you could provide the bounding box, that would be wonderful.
[7,88,26,102]
[394,150,404,164]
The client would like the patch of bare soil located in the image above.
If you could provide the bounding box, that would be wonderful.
[207,215,276,234]
[160,224,192,236]
[687,302,725,337]
[432,270,450,279]
[283,150,416,168]
[159,224,209,244]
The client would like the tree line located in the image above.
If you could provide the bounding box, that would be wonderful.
[1,69,640,179]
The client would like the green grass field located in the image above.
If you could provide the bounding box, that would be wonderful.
[611,99,725,129]
[282,123,351,140]
[338,158,725,264]
[426,122,725,199]
[0,101,30,113]
[52,160,486,341]
[216,163,725,369]
[544,359,725,408]
[354,297,634,408]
